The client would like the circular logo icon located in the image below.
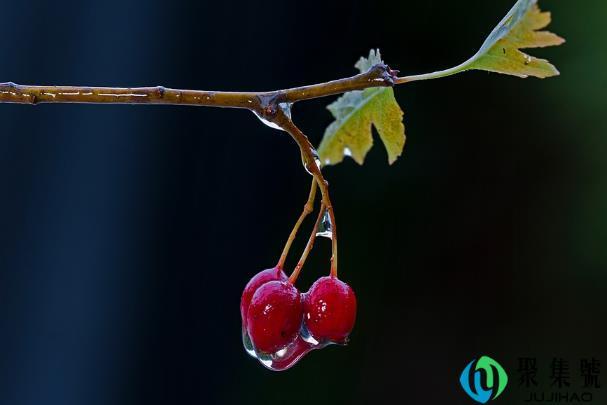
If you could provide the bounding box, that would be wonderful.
[460,356,508,403]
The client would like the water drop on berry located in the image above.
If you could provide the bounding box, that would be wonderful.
[242,326,257,358]
[243,323,332,371]
[316,209,333,239]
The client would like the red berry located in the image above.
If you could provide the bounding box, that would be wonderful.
[240,267,287,328]
[246,280,303,353]
[304,276,356,344]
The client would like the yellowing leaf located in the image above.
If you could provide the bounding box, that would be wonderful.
[401,0,565,82]
[318,50,405,166]
[468,0,565,78]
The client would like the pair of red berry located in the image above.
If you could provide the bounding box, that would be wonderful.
[240,267,356,367]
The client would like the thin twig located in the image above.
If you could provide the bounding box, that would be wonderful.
[288,202,326,285]
[277,178,317,270]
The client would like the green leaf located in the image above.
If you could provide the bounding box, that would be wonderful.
[467,0,565,78]
[318,50,405,166]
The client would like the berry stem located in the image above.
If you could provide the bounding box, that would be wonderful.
[272,114,339,278]
[288,202,326,284]
[277,178,317,270]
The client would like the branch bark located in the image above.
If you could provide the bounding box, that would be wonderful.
[0,63,397,109]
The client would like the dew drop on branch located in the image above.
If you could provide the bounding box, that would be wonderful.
[316,209,333,239]
[303,149,322,175]
[279,102,293,119]
[253,111,283,130]
[252,102,292,131]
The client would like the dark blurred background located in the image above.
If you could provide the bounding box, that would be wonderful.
[1,1,605,404]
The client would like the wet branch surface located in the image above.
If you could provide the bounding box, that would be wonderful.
[0,64,398,109]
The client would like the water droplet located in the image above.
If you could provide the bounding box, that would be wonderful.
[524,55,532,65]
[242,326,257,358]
[242,323,332,371]
[279,102,292,119]
[316,209,333,239]
[343,147,353,157]
[303,149,322,175]
[300,323,320,345]
[252,102,292,131]
[275,347,288,358]
[253,110,284,130]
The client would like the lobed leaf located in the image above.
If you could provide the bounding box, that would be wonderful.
[318,50,405,166]
[466,0,565,78]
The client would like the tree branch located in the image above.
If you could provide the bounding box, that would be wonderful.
[0,63,397,109]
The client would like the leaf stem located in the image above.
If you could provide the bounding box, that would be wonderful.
[288,202,326,285]
[277,178,317,270]
[395,60,471,84]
